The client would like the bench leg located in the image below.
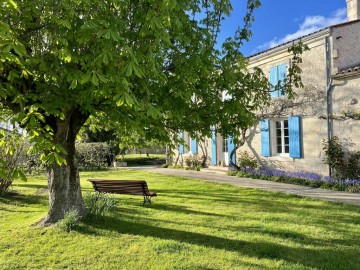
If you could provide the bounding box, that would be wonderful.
[143,196,151,205]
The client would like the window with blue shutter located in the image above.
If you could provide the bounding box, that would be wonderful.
[178,131,184,154]
[191,137,197,154]
[228,136,236,166]
[269,64,287,98]
[289,116,302,158]
[260,119,271,157]
[211,129,217,165]
[275,119,289,155]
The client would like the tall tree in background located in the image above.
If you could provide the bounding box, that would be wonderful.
[0,0,304,224]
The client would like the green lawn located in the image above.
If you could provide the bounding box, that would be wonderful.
[1,170,360,269]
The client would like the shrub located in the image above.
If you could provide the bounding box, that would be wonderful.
[345,185,360,193]
[173,165,183,169]
[0,130,27,194]
[57,209,79,233]
[184,156,192,167]
[237,151,258,170]
[21,154,46,175]
[76,142,111,170]
[227,170,238,176]
[323,137,360,180]
[83,192,117,219]
[201,155,210,168]
[161,164,169,168]
[184,155,202,168]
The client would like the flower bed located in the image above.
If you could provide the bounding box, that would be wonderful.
[227,168,360,193]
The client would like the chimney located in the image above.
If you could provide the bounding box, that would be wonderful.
[347,0,360,21]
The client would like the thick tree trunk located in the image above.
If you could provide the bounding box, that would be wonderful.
[42,109,89,225]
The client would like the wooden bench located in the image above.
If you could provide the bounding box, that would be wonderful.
[88,179,157,205]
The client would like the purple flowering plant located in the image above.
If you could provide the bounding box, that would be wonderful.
[230,167,360,192]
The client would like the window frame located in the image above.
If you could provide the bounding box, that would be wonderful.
[270,118,290,157]
[275,119,289,156]
[222,137,228,153]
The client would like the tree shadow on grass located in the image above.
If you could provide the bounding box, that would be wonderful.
[0,192,47,207]
[150,203,227,217]
[79,215,359,270]
[157,188,360,215]
[14,183,47,190]
[116,207,360,249]
[0,206,43,213]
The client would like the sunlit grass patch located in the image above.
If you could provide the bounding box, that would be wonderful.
[0,170,359,269]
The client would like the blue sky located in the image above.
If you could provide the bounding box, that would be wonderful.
[219,0,347,56]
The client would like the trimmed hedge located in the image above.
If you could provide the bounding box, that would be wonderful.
[76,142,111,170]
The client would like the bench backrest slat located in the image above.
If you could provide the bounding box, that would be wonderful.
[88,179,153,196]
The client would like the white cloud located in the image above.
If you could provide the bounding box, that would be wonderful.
[252,8,347,54]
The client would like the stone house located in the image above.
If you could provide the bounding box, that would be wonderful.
[177,0,360,176]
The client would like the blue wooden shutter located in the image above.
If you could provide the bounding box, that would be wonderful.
[211,129,217,165]
[178,131,184,154]
[289,116,302,158]
[260,119,271,157]
[269,66,278,98]
[191,137,197,154]
[277,64,287,96]
[228,136,236,166]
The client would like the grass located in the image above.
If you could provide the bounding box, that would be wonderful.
[0,170,360,269]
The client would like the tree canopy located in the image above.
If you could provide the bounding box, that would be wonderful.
[0,0,304,223]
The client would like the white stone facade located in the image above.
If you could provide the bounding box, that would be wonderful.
[243,20,360,176]
[175,2,360,176]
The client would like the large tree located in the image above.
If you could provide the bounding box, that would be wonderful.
[0,0,303,224]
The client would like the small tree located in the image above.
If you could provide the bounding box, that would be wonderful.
[323,136,360,179]
[0,129,27,194]
[237,150,258,170]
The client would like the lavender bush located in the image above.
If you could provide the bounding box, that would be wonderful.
[227,168,360,193]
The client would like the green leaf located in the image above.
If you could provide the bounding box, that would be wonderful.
[104,30,111,39]
[69,80,78,89]
[80,73,92,84]
[13,42,27,57]
[41,152,66,166]
[123,93,134,106]
[13,168,27,182]
[55,144,67,155]
[115,94,125,107]
[124,62,133,77]
[132,64,144,78]
[97,73,108,83]
[9,0,18,8]
[147,106,160,119]
[9,0,20,12]
[102,52,109,65]
[91,73,99,86]
[7,70,19,81]
[18,170,27,181]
